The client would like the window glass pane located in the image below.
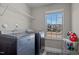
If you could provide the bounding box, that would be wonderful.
[47,14,52,24]
[46,14,52,39]
[46,12,63,40]
[57,13,63,24]
[57,17,62,24]
[51,13,56,24]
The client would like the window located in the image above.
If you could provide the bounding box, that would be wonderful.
[46,11,63,40]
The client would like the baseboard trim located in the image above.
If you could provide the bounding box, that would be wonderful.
[45,47,62,53]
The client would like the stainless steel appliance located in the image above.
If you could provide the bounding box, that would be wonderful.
[0,32,45,55]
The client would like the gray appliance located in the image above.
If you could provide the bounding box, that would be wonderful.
[0,32,45,55]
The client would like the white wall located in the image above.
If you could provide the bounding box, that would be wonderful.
[31,3,72,49]
[72,3,79,37]
[0,3,31,33]
[31,3,72,38]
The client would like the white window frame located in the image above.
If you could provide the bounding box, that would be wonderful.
[44,9,64,40]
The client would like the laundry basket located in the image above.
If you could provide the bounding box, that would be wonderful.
[63,38,79,55]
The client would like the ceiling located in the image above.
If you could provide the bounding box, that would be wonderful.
[26,3,50,8]
[0,3,51,8]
